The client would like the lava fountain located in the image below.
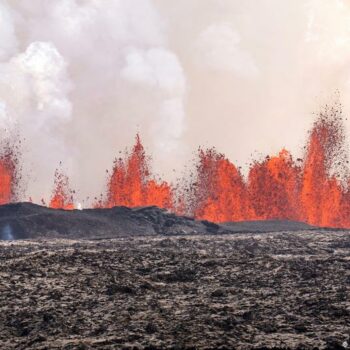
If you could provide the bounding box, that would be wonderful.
[187,103,350,228]
[247,149,302,221]
[300,104,349,227]
[49,169,75,210]
[188,148,251,222]
[106,134,173,209]
[1,103,350,229]
[0,144,19,205]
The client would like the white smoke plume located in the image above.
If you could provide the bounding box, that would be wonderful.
[0,2,18,61]
[0,0,187,203]
[0,0,350,203]
[121,47,186,153]
[196,22,259,78]
[0,41,72,199]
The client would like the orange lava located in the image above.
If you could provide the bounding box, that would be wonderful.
[49,169,75,210]
[106,134,173,209]
[189,148,251,222]
[300,106,348,227]
[2,103,350,229]
[98,105,350,228]
[0,152,16,204]
[248,149,301,221]
[189,104,350,228]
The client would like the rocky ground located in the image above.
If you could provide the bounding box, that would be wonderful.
[0,231,349,349]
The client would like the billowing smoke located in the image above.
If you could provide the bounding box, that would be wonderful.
[121,47,186,154]
[195,22,259,78]
[0,0,186,203]
[0,0,350,204]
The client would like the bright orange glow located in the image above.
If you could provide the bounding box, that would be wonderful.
[183,105,350,228]
[49,169,74,210]
[106,134,173,209]
[189,148,251,222]
[0,152,15,204]
[248,149,301,220]
[300,107,346,227]
[2,105,350,229]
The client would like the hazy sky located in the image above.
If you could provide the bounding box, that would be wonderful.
[0,0,350,203]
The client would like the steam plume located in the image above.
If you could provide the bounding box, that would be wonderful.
[0,0,350,204]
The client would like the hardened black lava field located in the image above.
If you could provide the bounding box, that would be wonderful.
[0,231,349,349]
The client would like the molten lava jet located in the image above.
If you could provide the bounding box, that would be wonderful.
[106,134,173,209]
[248,149,301,221]
[2,103,350,229]
[189,148,251,222]
[49,169,75,210]
[186,103,350,227]
[0,155,15,204]
[300,105,349,227]
[0,147,18,205]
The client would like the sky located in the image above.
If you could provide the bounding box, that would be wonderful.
[0,0,350,203]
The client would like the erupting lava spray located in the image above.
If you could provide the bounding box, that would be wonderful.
[0,139,21,205]
[105,134,173,209]
[49,169,75,210]
[247,149,302,221]
[99,103,350,229]
[186,103,350,228]
[0,151,17,204]
[2,103,350,229]
[188,148,252,222]
[300,105,349,227]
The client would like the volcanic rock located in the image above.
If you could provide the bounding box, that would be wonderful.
[0,202,322,240]
[0,231,349,349]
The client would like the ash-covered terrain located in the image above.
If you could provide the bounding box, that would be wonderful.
[0,231,349,349]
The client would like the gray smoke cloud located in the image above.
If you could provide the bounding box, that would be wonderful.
[0,0,350,204]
